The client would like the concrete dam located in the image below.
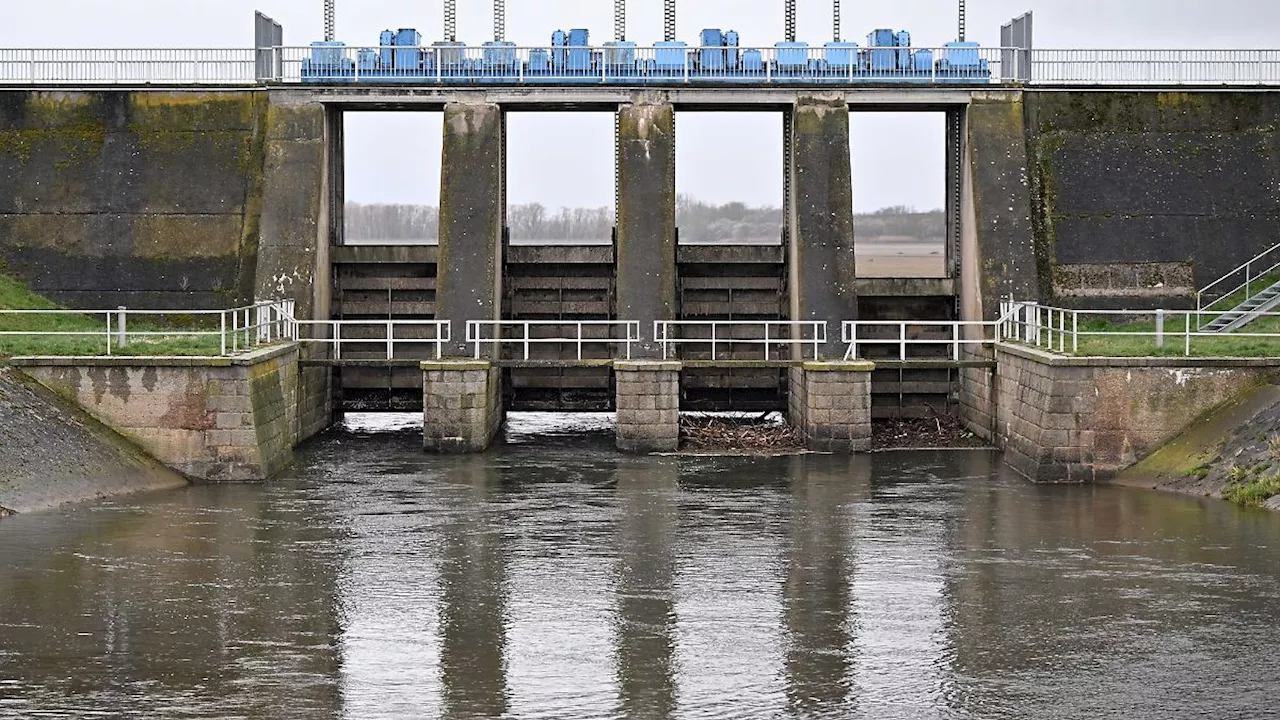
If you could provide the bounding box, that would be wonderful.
[3,82,1280,474]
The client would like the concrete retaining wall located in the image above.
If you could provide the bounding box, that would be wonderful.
[0,90,327,316]
[993,343,1280,483]
[0,366,186,514]
[13,344,325,481]
[1024,91,1280,309]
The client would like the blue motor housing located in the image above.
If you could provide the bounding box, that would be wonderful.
[379,30,395,67]
[824,41,859,69]
[775,41,809,70]
[700,29,725,70]
[528,48,551,72]
[913,49,934,72]
[604,41,637,68]
[483,41,516,68]
[942,41,982,70]
[655,41,687,71]
[742,49,764,72]
[394,29,421,70]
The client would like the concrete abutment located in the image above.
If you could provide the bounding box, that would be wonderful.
[788,362,874,453]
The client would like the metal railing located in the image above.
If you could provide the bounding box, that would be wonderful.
[5,46,1280,86]
[0,48,255,84]
[653,320,827,361]
[0,299,294,357]
[293,319,451,361]
[1002,300,1280,357]
[841,320,1000,361]
[466,320,640,360]
[1032,49,1280,85]
[283,44,1004,85]
[1196,241,1280,326]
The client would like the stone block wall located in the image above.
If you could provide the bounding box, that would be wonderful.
[788,362,873,453]
[958,346,998,442]
[994,343,1280,482]
[615,361,681,453]
[422,361,504,453]
[13,344,324,481]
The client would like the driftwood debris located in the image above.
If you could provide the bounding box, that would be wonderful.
[680,413,804,451]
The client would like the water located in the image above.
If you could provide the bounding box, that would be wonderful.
[2,415,1280,719]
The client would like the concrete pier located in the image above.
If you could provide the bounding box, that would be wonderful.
[787,96,858,359]
[422,361,504,453]
[615,102,677,358]
[615,361,682,453]
[436,102,505,357]
[788,362,873,453]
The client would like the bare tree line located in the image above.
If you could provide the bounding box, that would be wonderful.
[344,199,943,243]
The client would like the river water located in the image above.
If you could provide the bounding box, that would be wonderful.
[2,414,1280,719]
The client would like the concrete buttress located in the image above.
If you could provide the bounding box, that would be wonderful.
[787,95,857,359]
[437,102,505,357]
[616,102,677,358]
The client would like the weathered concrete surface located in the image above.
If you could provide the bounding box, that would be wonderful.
[0,91,269,309]
[788,362,873,453]
[423,361,504,452]
[14,345,318,481]
[966,92,1037,319]
[253,92,328,321]
[436,103,504,357]
[616,361,681,452]
[1025,91,1280,309]
[616,102,676,358]
[994,343,1280,483]
[1115,383,1280,504]
[0,366,186,514]
[788,95,857,358]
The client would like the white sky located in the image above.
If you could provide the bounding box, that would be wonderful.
[6,1,1280,211]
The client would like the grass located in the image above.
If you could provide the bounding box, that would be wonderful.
[1026,313,1280,358]
[0,274,232,358]
[1223,472,1280,508]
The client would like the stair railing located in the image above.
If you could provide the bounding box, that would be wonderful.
[1196,241,1280,329]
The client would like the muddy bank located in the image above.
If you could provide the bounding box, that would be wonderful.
[1115,383,1280,509]
[0,367,186,516]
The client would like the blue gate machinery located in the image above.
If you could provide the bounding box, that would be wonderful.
[303,0,989,84]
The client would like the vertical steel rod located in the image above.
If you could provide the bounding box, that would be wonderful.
[785,0,797,43]
[664,0,677,42]
[833,0,841,42]
[494,0,505,41]
[445,0,457,41]
[324,0,335,42]
[958,0,967,42]
[615,0,627,41]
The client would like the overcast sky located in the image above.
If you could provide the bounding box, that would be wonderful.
[6,1,1280,211]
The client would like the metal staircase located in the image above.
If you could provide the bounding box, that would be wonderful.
[1198,241,1280,333]
[1201,280,1280,333]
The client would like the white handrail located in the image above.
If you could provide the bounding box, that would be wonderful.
[466,320,639,360]
[653,320,827,361]
[841,320,1000,361]
[0,299,295,357]
[1003,300,1280,357]
[293,319,450,361]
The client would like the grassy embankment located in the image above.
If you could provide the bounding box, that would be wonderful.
[0,274,224,357]
[1219,436,1280,508]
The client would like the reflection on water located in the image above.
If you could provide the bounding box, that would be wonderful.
[2,424,1280,719]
